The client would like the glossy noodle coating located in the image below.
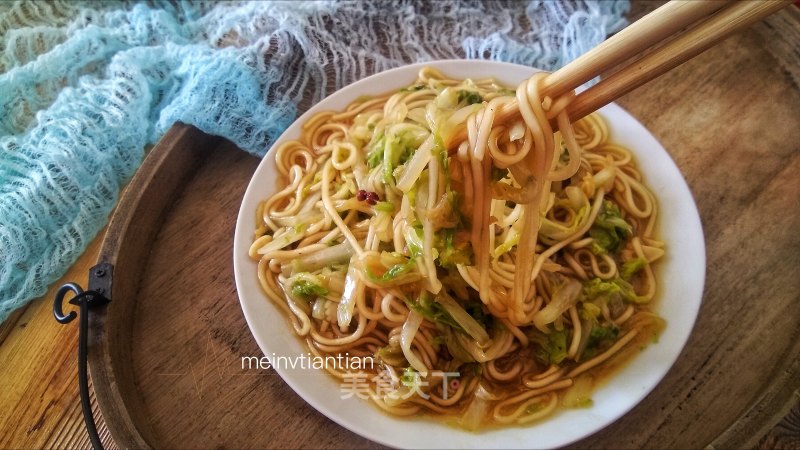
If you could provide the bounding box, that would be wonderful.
[250,67,666,429]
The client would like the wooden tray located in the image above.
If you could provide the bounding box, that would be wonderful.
[88,124,380,448]
[86,11,800,449]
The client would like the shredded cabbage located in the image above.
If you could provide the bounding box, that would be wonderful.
[589,200,633,254]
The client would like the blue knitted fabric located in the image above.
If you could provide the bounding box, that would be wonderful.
[0,0,629,322]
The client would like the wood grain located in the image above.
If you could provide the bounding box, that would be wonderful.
[0,3,798,449]
[569,0,794,120]
[88,123,222,449]
[0,232,115,450]
[757,394,800,449]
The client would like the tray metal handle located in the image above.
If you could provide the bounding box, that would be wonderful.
[52,263,113,450]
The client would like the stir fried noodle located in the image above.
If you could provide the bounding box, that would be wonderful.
[250,67,666,428]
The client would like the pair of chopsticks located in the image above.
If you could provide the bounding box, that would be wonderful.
[551,0,793,121]
[445,0,791,149]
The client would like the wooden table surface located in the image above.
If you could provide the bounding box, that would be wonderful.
[1,3,799,449]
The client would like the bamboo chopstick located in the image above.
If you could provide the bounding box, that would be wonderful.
[444,0,791,150]
[542,0,732,99]
[566,0,793,121]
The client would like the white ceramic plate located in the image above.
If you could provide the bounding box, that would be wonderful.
[233,60,705,449]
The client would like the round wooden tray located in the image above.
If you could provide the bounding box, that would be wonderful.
[86,13,800,449]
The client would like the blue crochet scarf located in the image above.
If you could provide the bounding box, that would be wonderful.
[0,0,629,322]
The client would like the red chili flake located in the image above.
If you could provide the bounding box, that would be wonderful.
[356,190,367,201]
[449,379,460,391]
[367,191,379,202]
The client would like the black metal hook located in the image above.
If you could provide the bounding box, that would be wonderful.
[52,263,112,450]
[53,283,83,324]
